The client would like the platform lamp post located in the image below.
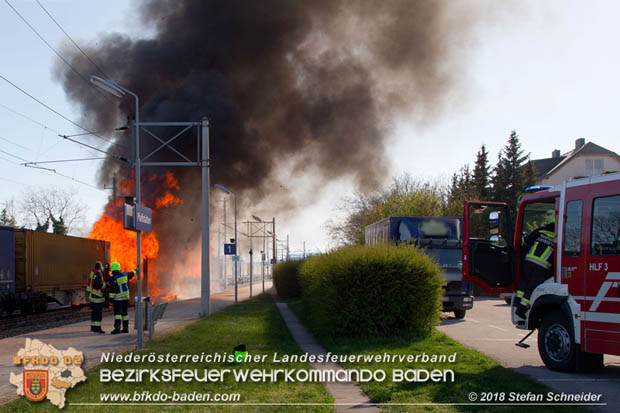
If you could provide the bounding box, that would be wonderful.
[90,75,145,349]
[215,184,238,304]
[251,215,266,293]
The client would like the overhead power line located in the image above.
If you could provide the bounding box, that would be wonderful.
[4,0,114,105]
[0,175,29,186]
[0,148,28,163]
[23,157,107,166]
[62,127,129,138]
[38,168,100,189]
[34,0,112,80]
[0,135,33,151]
[0,101,118,158]
[58,134,129,163]
[0,102,60,133]
[0,73,125,149]
[0,147,103,190]
[0,155,19,165]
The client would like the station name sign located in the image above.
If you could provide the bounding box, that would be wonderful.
[135,205,153,232]
[123,203,153,233]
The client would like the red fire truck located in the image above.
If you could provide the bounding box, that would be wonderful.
[462,173,620,372]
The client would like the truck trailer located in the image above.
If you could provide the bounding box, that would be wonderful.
[462,173,620,372]
[0,226,109,316]
[365,216,474,318]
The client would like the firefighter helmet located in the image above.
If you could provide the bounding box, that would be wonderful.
[110,262,121,272]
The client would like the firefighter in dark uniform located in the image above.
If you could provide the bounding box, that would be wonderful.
[515,218,555,319]
[108,262,136,334]
[87,261,106,334]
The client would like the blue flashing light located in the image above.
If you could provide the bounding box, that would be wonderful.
[525,185,552,193]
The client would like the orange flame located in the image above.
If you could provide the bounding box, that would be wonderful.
[164,172,180,190]
[89,216,159,271]
[88,171,186,301]
[155,192,183,208]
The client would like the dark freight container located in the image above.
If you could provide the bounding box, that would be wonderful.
[0,227,15,294]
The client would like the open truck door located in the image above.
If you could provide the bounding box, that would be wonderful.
[463,201,516,294]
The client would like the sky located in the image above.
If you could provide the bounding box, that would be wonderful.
[1,0,620,254]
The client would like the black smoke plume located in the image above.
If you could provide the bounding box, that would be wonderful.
[56,0,485,200]
[54,0,488,291]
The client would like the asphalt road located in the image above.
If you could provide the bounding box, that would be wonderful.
[438,297,620,412]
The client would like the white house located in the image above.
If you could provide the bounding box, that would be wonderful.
[532,138,620,186]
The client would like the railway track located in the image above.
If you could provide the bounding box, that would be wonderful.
[0,306,111,339]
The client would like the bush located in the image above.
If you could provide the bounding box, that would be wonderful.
[273,260,303,299]
[298,244,442,338]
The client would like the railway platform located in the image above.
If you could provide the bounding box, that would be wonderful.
[0,282,272,404]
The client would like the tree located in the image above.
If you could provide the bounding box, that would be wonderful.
[20,187,86,235]
[523,160,537,189]
[50,215,67,234]
[491,130,531,211]
[326,173,450,246]
[0,199,18,227]
[445,164,479,216]
[491,152,510,202]
[472,145,491,200]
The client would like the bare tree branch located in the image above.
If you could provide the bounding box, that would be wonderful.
[20,186,86,234]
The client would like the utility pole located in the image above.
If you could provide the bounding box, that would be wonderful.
[131,116,143,349]
[303,241,306,259]
[234,194,238,303]
[89,77,205,346]
[249,221,253,298]
[272,218,276,264]
[262,224,266,293]
[286,235,290,261]
[222,199,227,288]
[112,175,117,204]
[200,117,210,317]
[265,235,270,285]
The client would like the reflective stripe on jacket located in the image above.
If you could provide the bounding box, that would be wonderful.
[110,270,136,300]
[87,271,105,302]
[525,229,555,270]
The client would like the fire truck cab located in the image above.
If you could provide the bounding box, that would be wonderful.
[462,173,620,372]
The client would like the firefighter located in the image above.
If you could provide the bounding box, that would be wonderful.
[108,262,136,334]
[515,218,556,319]
[87,261,106,334]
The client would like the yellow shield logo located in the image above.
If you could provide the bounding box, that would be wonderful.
[23,370,48,402]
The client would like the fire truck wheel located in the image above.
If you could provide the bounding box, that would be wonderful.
[538,311,576,372]
[454,309,466,319]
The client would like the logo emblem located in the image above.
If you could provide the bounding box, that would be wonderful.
[23,370,48,402]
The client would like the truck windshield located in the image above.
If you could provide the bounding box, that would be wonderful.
[396,217,463,270]
[424,248,463,270]
[398,218,460,241]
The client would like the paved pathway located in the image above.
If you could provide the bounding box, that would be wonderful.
[0,282,271,404]
[437,297,620,412]
[274,301,379,413]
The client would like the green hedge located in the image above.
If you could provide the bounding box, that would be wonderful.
[298,244,442,338]
[273,260,304,298]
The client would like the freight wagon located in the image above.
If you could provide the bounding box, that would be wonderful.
[0,226,109,316]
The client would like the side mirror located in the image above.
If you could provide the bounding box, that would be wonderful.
[489,211,500,235]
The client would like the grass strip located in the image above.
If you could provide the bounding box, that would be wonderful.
[287,299,591,413]
[3,294,333,412]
